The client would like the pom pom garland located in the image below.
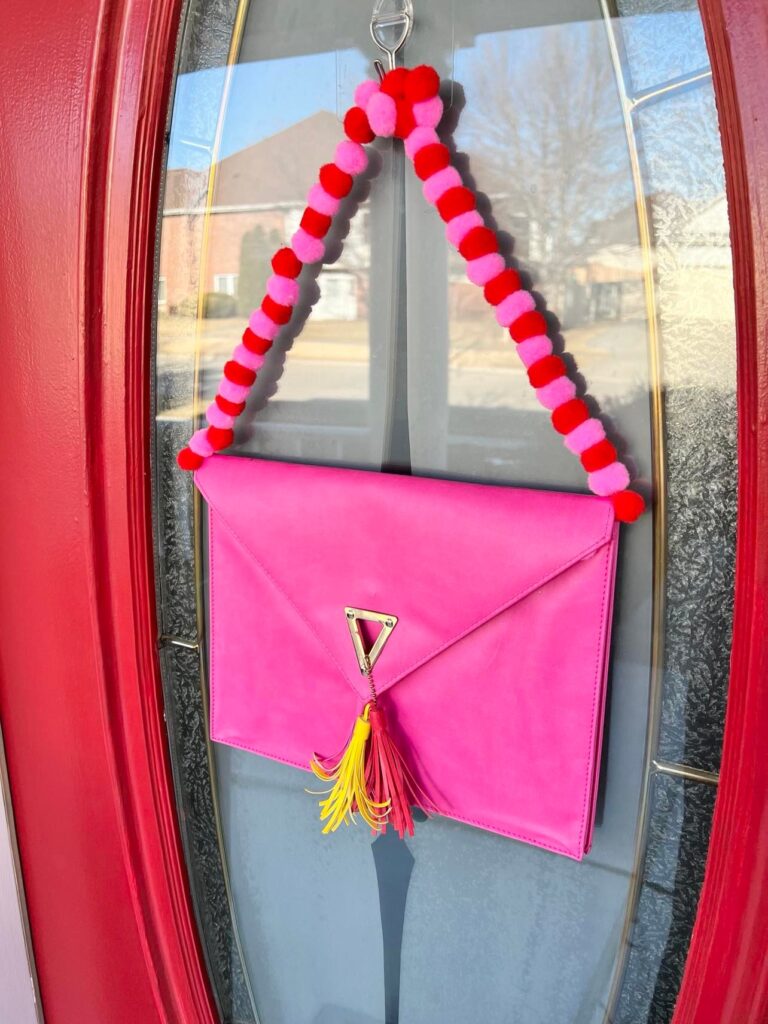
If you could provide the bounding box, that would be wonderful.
[510,311,548,342]
[581,439,618,473]
[446,210,484,247]
[437,187,476,222]
[343,106,375,143]
[366,91,398,136]
[404,65,440,103]
[458,226,499,261]
[242,327,272,355]
[177,447,204,471]
[216,394,246,417]
[466,253,505,286]
[177,65,645,520]
[380,67,410,99]
[484,269,521,306]
[612,490,646,524]
[271,247,301,278]
[319,163,353,198]
[414,143,450,180]
[335,140,368,175]
[552,398,589,435]
[405,126,440,159]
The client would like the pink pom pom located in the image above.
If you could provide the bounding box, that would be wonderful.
[404,126,440,159]
[291,228,325,264]
[564,417,606,454]
[466,253,505,286]
[516,334,553,368]
[189,428,214,459]
[206,402,235,429]
[423,166,462,203]
[266,273,299,307]
[496,290,536,328]
[335,140,368,175]
[234,344,266,372]
[536,376,577,410]
[413,95,444,128]
[367,92,397,137]
[218,379,250,404]
[249,308,280,340]
[588,461,630,497]
[446,210,483,247]
[354,79,379,108]
[307,183,340,217]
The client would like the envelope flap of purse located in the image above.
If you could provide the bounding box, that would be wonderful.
[196,455,616,701]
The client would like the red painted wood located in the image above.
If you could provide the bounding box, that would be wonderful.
[673,2,768,1022]
[0,2,217,1022]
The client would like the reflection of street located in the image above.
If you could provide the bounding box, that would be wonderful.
[157,313,649,420]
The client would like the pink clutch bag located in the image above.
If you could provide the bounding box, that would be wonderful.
[179,64,643,860]
[196,456,618,860]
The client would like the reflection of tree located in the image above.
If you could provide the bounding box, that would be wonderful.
[461,24,633,313]
[238,225,281,316]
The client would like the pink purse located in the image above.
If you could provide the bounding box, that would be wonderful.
[178,65,644,860]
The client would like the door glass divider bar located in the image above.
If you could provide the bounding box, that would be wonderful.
[628,67,713,111]
[159,635,200,650]
[599,0,670,1019]
[652,759,719,786]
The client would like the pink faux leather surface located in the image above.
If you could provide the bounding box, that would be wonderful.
[195,455,619,860]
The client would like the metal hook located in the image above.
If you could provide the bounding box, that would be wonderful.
[370,0,414,74]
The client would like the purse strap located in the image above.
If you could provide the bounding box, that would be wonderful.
[177,65,645,523]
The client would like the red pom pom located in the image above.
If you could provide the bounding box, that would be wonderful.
[319,163,353,199]
[612,490,646,523]
[436,186,476,222]
[242,328,272,355]
[527,355,566,388]
[394,99,416,139]
[177,447,203,471]
[344,106,375,143]
[301,207,332,239]
[224,360,256,387]
[207,426,234,451]
[484,269,521,306]
[404,65,440,103]
[552,399,589,434]
[215,394,246,417]
[272,248,302,278]
[510,311,547,342]
[414,143,450,180]
[380,67,410,99]
[261,295,292,325]
[581,439,618,472]
[459,226,498,261]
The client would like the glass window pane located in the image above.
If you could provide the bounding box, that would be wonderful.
[152,1,736,1021]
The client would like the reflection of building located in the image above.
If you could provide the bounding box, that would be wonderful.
[160,111,366,320]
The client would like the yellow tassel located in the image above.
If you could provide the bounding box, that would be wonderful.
[310,704,389,833]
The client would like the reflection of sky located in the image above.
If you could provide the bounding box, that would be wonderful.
[168,12,707,171]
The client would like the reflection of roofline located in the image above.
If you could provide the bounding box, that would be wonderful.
[163,201,304,217]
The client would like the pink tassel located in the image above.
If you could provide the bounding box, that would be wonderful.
[365,704,432,839]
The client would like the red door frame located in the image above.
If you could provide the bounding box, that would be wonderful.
[0,1,215,1022]
[0,2,764,1023]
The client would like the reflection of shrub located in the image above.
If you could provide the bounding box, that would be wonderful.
[172,295,199,317]
[203,291,237,318]
[239,225,281,316]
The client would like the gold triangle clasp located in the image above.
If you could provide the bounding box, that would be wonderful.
[344,607,398,675]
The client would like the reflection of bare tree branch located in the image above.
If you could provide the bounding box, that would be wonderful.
[461,25,633,310]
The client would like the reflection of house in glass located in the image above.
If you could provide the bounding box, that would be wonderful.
[160,111,367,322]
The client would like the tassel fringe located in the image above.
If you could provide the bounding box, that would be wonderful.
[310,705,388,833]
[311,701,432,838]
